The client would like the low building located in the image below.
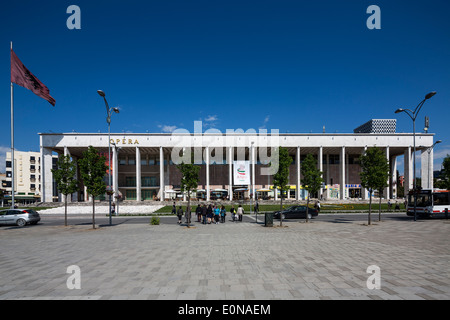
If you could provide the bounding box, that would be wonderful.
[38,120,436,203]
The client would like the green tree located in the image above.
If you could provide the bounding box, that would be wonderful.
[272,147,292,227]
[177,161,200,228]
[441,155,450,191]
[51,155,78,226]
[301,154,324,223]
[359,147,390,225]
[78,146,107,229]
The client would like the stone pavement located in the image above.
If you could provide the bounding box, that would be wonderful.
[0,217,449,300]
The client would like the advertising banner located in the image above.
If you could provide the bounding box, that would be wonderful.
[233,161,250,185]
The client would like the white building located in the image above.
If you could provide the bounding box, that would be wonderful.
[4,150,43,204]
[38,120,436,203]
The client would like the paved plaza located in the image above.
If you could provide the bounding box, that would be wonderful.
[0,216,449,300]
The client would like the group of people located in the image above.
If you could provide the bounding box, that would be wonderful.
[171,202,245,225]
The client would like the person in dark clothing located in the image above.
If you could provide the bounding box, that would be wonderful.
[177,206,183,224]
[206,204,213,224]
[196,204,202,222]
[171,202,177,215]
[201,204,207,224]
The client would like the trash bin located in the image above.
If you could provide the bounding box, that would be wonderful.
[265,212,274,227]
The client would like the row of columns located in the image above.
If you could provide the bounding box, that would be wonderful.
[41,144,426,203]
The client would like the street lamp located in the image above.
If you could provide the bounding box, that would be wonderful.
[97,90,120,226]
[395,92,437,221]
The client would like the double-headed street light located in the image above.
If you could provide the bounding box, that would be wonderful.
[395,91,437,221]
[97,90,120,226]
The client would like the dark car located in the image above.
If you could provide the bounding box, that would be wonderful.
[0,209,41,227]
[273,205,318,220]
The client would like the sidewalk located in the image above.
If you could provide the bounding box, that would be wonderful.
[1,217,449,300]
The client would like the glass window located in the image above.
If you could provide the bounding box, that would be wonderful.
[125,176,136,187]
[433,193,450,206]
[128,158,136,165]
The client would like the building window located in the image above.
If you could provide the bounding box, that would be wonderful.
[126,190,136,200]
[142,176,157,187]
[125,176,136,187]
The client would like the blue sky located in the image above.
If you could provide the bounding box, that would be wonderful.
[1,0,449,173]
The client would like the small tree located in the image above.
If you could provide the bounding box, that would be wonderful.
[51,155,78,226]
[78,146,107,229]
[177,161,200,228]
[272,147,292,227]
[301,154,324,223]
[441,155,450,191]
[359,147,389,225]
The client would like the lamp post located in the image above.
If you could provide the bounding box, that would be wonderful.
[97,90,120,226]
[395,91,436,221]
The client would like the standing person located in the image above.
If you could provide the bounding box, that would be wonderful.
[230,205,237,222]
[171,202,177,215]
[255,200,259,215]
[196,204,202,222]
[207,204,213,224]
[315,200,321,213]
[214,205,220,224]
[220,205,226,223]
[237,204,244,222]
[177,206,183,224]
[201,204,207,224]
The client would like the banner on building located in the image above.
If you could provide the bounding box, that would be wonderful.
[233,161,250,185]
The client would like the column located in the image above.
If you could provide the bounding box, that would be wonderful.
[421,148,433,190]
[404,147,413,196]
[296,146,301,200]
[41,147,54,203]
[136,146,141,202]
[228,146,233,201]
[113,146,118,203]
[390,155,397,199]
[326,153,330,199]
[385,146,390,199]
[206,146,210,201]
[340,146,345,200]
[319,146,323,199]
[159,146,164,202]
[251,143,255,200]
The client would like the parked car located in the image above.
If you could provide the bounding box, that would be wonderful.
[0,209,41,227]
[273,205,318,220]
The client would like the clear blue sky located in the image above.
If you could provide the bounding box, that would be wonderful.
[1,0,449,174]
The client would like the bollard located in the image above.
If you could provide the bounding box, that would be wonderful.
[445,208,448,220]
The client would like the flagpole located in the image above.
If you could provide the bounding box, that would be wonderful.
[10,41,15,209]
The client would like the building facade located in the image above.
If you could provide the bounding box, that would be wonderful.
[38,122,436,203]
[3,151,44,204]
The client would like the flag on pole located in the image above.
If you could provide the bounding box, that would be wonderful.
[10,49,56,106]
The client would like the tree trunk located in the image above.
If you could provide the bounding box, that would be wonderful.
[64,194,68,227]
[92,196,96,229]
[187,194,190,228]
[378,194,382,222]
[280,189,283,227]
[368,193,372,226]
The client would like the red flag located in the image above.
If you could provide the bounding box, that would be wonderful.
[11,49,56,106]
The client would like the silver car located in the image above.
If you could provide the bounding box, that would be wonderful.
[0,209,41,227]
